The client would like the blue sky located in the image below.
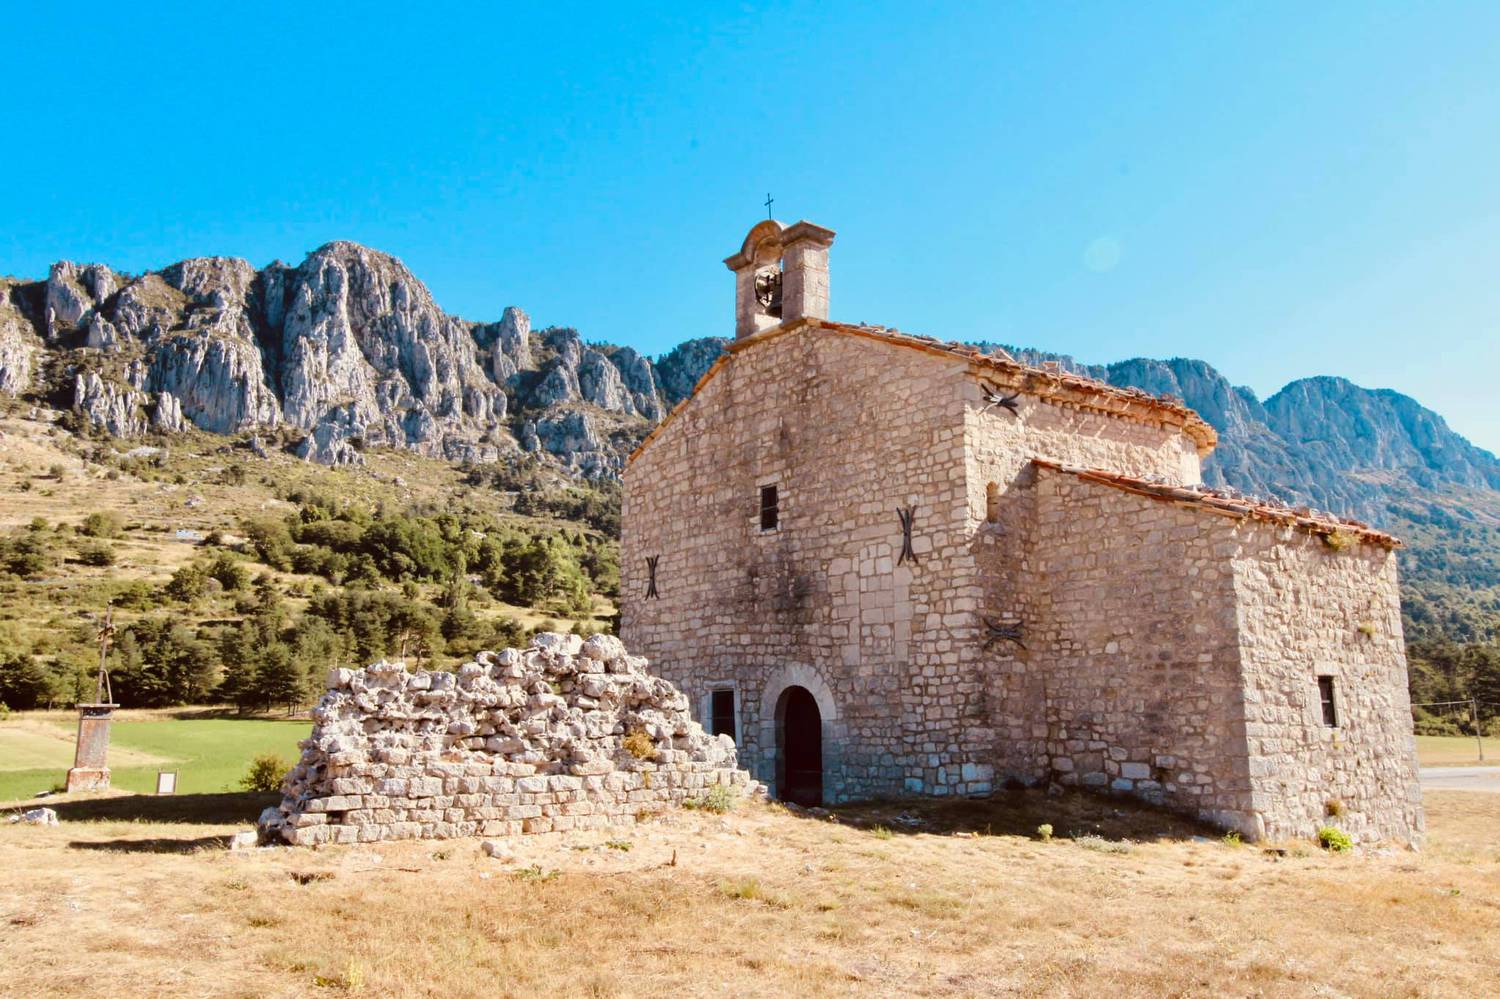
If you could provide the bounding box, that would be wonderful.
[2,3,1497,451]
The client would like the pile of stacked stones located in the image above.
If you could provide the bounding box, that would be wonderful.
[257,633,749,846]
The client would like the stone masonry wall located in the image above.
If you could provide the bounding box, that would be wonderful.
[257,633,749,846]
[1232,531,1424,843]
[964,374,1206,784]
[1022,467,1422,843]
[1024,467,1259,833]
[622,328,975,802]
[622,326,1212,804]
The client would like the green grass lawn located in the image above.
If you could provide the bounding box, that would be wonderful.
[1416,733,1499,768]
[0,714,307,801]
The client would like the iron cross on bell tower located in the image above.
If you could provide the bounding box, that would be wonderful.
[764,193,774,219]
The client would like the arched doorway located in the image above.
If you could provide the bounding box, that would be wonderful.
[777,685,822,806]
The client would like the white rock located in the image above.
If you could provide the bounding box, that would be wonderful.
[580,634,627,662]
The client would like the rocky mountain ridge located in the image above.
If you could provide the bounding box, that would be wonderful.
[0,243,728,478]
[997,346,1500,526]
[4,242,1497,535]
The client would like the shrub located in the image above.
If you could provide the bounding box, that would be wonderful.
[165,564,210,602]
[718,877,766,901]
[77,541,116,567]
[1317,825,1353,852]
[1036,823,1054,842]
[511,864,559,882]
[240,753,290,793]
[206,553,250,591]
[622,728,658,761]
[2,534,53,578]
[1324,799,1346,818]
[1072,834,1132,854]
[81,511,124,538]
[0,701,9,721]
[686,782,737,814]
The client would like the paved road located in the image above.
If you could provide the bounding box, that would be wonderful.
[1419,766,1500,793]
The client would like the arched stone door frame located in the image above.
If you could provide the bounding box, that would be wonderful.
[757,664,844,802]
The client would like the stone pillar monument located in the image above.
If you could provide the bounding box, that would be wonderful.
[66,610,117,793]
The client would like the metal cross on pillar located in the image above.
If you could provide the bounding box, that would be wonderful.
[66,608,119,793]
[764,193,774,219]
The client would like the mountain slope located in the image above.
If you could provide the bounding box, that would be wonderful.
[0,245,730,479]
[5,242,1499,643]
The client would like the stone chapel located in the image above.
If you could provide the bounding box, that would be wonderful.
[620,218,1424,844]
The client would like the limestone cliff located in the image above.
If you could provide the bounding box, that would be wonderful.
[6,241,1495,536]
[992,343,1500,527]
[0,242,723,476]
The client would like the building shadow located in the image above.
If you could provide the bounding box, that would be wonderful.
[805,786,1221,843]
[68,833,235,854]
[37,790,278,826]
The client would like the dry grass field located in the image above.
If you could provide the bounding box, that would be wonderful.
[1415,734,1497,767]
[1,787,1496,998]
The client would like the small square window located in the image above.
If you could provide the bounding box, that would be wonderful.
[1317,675,1338,728]
[759,484,779,531]
[710,689,736,741]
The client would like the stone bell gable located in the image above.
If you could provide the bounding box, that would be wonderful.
[620,218,1422,845]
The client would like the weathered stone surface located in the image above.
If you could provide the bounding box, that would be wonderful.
[620,220,1424,847]
[257,633,748,846]
[152,391,185,433]
[74,371,149,437]
[608,346,663,419]
[534,408,618,477]
[654,337,728,404]
[531,362,580,408]
[46,261,115,333]
[477,305,533,384]
[578,348,631,413]
[0,283,41,394]
[280,242,506,461]
[12,807,59,826]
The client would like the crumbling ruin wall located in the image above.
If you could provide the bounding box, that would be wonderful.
[258,633,750,846]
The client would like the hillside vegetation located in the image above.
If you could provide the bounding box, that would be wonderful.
[2,237,1499,728]
[0,411,619,715]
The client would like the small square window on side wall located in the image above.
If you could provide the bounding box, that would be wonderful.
[759,484,779,531]
[710,688,737,742]
[1317,675,1338,728]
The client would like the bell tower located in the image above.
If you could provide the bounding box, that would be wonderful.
[724,218,836,339]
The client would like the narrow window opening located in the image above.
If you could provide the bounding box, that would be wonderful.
[985,481,1001,523]
[710,689,736,741]
[759,484,779,531]
[1317,675,1338,727]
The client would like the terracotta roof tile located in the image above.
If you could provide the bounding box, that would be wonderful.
[1032,458,1401,549]
[814,320,1216,452]
[630,318,1219,464]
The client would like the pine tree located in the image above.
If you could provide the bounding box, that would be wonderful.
[254,645,305,715]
